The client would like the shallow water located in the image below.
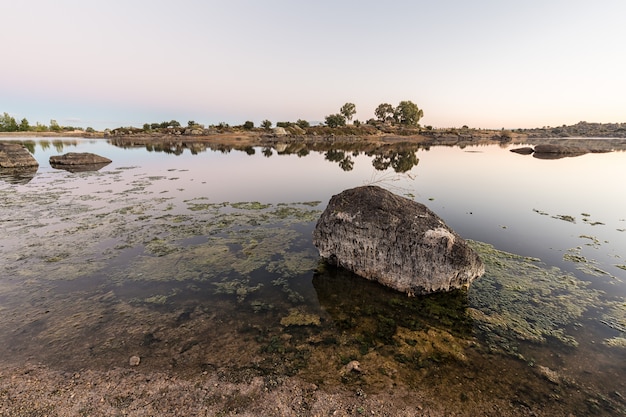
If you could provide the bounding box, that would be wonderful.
[1,137,625,415]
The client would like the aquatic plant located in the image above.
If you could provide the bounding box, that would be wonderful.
[280,308,321,327]
[468,241,604,352]
[563,246,614,278]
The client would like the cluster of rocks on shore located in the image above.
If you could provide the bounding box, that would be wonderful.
[0,142,111,181]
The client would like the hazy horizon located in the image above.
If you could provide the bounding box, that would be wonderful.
[2,1,625,131]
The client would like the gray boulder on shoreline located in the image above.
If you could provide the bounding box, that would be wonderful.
[313,186,484,295]
[0,142,39,168]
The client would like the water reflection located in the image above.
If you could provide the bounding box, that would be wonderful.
[50,161,111,173]
[109,137,421,173]
[313,264,473,343]
[0,166,38,184]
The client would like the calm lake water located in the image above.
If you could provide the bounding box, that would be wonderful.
[1,137,625,415]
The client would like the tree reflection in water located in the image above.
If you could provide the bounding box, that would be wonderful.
[109,138,421,173]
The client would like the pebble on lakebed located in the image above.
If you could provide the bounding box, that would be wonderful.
[129,356,141,366]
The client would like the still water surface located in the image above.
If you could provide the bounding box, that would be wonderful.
[1,137,625,414]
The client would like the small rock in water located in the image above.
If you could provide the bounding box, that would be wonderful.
[345,360,361,373]
[129,355,141,366]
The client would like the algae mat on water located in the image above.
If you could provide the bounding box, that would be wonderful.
[468,240,625,353]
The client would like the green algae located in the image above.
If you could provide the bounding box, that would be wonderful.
[280,308,321,327]
[230,201,271,210]
[579,234,601,248]
[213,279,263,303]
[467,241,604,351]
[563,246,615,278]
[553,214,576,223]
[604,337,626,347]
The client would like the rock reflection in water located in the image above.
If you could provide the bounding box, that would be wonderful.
[0,166,38,184]
[313,262,474,363]
[50,161,111,172]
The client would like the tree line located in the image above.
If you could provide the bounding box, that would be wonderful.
[2,100,423,133]
[0,112,94,133]
[324,100,424,128]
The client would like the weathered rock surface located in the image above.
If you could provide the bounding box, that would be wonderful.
[509,146,534,155]
[50,152,111,172]
[0,142,39,168]
[313,186,484,295]
[532,144,587,159]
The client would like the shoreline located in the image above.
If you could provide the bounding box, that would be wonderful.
[4,131,626,155]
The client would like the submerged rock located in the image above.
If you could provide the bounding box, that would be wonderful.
[532,144,587,159]
[509,146,534,155]
[313,186,484,295]
[50,152,112,172]
[0,142,39,168]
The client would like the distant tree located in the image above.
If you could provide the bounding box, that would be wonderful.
[374,103,395,122]
[243,120,254,130]
[261,120,272,130]
[276,121,293,128]
[49,119,62,132]
[143,123,151,131]
[325,113,346,128]
[340,103,356,124]
[19,118,30,131]
[34,122,48,132]
[296,119,310,129]
[85,127,95,133]
[394,101,423,126]
[187,120,196,127]
[169,120,181,128]
[0,112,18,132]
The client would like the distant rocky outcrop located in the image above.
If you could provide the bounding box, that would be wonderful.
[0,142,39,168]
[313,186,484,295]
[50,152,112,172]
[532,144,587,159]
[509,140,616,159]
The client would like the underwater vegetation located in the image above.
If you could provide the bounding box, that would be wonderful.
[467,241,624,353]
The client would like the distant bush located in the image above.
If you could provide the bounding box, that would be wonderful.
[296,119,310,129]
[324,114,346,128]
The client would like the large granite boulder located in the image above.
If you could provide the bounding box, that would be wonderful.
[313,186,484,295]
[0,142,39,168]
[50,152,112,172]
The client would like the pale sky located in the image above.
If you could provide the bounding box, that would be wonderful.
[2,0,625,130]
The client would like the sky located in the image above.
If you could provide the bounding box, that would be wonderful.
[2,0,625,131]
